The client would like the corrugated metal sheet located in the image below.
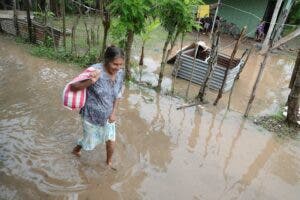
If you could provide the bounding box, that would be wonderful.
[174,49,243,93]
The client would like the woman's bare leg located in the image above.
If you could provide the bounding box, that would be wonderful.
[106,140,115,169]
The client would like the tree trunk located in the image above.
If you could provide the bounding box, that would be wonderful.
[286,50,300,125]
[99,1,110,60]
[61,0,66,50]
[84,21,90,53]
[261,0,284,52]
[125,29,134,81]
[139,41,145,66]
[71,14,80,54]
[139,41,145,83]
[25,0,33,43]
[100,20,110,60]
[157,32,174,91]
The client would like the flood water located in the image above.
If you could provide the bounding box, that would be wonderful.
[0,35,300,200]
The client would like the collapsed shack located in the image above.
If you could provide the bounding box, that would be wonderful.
[170,42,245,93]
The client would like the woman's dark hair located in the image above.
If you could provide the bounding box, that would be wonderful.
[104,45,124,66]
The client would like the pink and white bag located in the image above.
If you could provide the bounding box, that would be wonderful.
[63,67,96,110]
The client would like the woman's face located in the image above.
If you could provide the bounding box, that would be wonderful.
[107,57,124,75]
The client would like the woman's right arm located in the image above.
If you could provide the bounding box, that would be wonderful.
[69,69,101,92]
[70,79,93,92]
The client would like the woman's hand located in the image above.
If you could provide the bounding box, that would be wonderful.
[108,112,116,123]
[90,69,101,84]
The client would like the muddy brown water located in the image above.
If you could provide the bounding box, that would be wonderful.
[0,35,299,200]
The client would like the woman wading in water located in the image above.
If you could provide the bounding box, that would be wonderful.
[71,46,124,170]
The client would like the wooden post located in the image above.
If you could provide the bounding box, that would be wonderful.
[171,32,185,94]
[289,49,300,89]
[214,26,246,106]
[261,0,284,52]
[244,52,270,117]
[236,47,252,80]
[185,43,200,99]
[227,48,251,110]
[286,50,300,125]
[13,0,19,36]
[25,0,33,43]
[61,0,66,50]
[197,30,220,102]
[210,0,221,39]
[267,27,300,52]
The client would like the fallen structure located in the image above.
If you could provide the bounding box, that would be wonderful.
[171,42,245,93]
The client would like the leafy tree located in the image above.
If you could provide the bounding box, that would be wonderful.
[156,0,202,91]
[109,0,153,80]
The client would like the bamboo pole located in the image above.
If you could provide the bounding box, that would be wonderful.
[213,26,246,106]
[227,48,251,110]
[261,0,284,52]
[244,52,270,117]
[271,0,295,46]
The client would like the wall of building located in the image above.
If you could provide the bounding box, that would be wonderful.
[204,0,269,37]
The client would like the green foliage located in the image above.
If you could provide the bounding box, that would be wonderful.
[44,36,54,48]
[83,0,95,6]
[109,0,153,34]
[140,19,160,43]
[288,0,300,25]
[158,0,202,34]
[33,10,55,24]
[110,19,127,48]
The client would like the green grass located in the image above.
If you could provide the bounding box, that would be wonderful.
[30,45,99,67]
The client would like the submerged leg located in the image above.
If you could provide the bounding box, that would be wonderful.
[106,140,116,170]
[72,145,82,157]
